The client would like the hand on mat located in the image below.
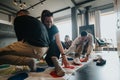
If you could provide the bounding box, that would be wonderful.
[62,55,71,67]
[63,65,75,69]
[80,57,88,62]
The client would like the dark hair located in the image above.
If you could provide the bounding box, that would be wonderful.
[65,35,69,38]
[41,10,53,23]
[81,31,87,36]
[16,9,29,16]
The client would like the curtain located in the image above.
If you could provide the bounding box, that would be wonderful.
[78,13,85,27]
[78,10,101,38]
[89,10,101,38]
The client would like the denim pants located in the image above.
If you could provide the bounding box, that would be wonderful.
[0,41,48,66]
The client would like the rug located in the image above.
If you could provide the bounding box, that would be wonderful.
[0,64,30,80]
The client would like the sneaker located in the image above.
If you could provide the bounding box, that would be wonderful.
[73,58,81,65]
[51,57,65,77]
[28,58,36,72]
[93,55,102,62]
[96,58,106,66]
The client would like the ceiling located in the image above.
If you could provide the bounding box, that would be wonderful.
[0,0,114,20]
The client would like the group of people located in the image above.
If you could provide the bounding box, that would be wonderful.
[0,9,94,77]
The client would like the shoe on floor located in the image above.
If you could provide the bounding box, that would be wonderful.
[93,55,102,62]
[96,59,106,66]
[73,58,81,65]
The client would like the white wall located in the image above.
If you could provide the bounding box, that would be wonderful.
[0,13,9,22]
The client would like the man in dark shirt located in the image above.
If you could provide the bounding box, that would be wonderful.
[0,10,49,71]
[41,10,70,77]
[14,10,49,47]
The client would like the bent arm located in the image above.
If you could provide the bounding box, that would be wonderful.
[86,34,94,57]
[65,36,80,54]
[55,33,64,54]
[55,33,70,66]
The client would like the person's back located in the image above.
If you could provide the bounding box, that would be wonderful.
[0,10,49,72]
[14,15,49,47]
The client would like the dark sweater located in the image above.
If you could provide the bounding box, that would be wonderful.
[14,15,50,47]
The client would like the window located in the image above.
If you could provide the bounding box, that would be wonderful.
[0,20,12,25]
[55,19,72,41]
[100,11,117,47]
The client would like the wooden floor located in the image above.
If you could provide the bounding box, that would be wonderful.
[69,51,120,80]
